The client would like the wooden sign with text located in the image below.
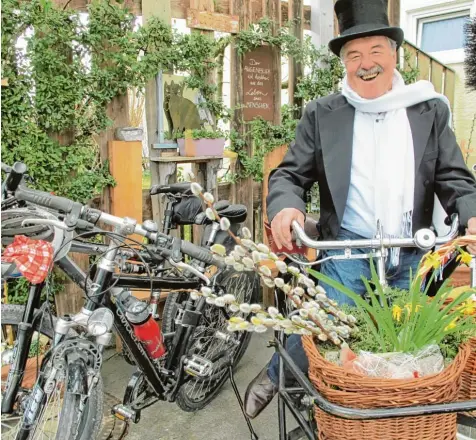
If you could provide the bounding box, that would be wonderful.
[242,46,275,122]
[186,9,239,34]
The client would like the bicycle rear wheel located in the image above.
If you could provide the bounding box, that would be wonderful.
[162,268,259,411]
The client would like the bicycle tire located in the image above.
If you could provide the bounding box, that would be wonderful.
[163,268,259,412]
[54,375,103,440]
[1,304,103,440]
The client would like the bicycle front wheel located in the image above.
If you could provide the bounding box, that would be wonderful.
[1,304,103,440]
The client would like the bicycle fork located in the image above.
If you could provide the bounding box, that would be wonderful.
[1,283,43,414]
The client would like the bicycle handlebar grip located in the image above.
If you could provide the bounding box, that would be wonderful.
[180,241,225,268]
[5,162,27,192]
[15,186,82,214]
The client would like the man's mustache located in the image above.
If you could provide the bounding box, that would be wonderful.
[356,65,384,77]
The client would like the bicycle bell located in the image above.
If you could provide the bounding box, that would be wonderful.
[413,228,436,250]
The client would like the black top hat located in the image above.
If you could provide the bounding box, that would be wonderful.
[329,0,404,57]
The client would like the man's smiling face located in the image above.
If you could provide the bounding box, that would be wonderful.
[342,35,397,99]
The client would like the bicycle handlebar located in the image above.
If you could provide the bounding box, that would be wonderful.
[291,215,460,251]
[14,185,223,268]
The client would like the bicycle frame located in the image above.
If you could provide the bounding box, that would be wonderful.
[57,252,207,400]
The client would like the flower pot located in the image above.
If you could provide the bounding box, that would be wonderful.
[177,138,225,157]
[1,355,44,389]
[449,265,471,287]
[302,336,471,440]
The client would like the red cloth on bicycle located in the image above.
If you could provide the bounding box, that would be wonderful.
[2,235,54,284]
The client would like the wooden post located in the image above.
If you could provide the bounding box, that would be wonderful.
[97,96,129,216]
[388,0,400,28]
[333,0,339,37]
[48,0,89,316]
[143,1,174,234]
[190,0,217,127]
[230,0,254,235]
[310,0,334,49]
[108,140,143,241]
[257,0,283,307]
[287,0,304,118]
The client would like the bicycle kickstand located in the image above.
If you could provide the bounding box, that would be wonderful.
[227,363,259,440]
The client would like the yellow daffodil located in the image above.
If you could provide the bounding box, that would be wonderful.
[460,300,476,316]
[457,250,473,266]
[422,253,442,270]
[404,303,422,316]
[392,305,403,322]
[444,318,458,331]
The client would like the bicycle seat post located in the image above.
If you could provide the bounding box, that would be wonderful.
[162,197,175,235]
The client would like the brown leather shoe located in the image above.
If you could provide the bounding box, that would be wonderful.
[244,366,278,419]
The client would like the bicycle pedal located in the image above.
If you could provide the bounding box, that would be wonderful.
[111,403,140,424]
[184,355,213,377]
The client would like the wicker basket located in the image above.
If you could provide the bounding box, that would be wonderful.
[303,336,471,440]
[459,338,476,401]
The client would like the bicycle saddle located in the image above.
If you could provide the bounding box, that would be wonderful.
[150,182,192,195]
[195,202,247,225]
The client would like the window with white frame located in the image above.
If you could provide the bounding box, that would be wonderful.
[418,11,470,53]
[404,0,473,65]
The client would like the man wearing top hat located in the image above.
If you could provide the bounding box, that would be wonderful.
[244,0,476,419]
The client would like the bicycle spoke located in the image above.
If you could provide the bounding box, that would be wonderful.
[181,272,256,402]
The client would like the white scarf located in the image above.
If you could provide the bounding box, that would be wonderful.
[341,70,452,263]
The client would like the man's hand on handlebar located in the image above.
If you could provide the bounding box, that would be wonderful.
[271,208,305,251]
[466,217,476,255]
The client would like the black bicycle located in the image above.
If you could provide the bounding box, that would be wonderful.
[1,162,259,439]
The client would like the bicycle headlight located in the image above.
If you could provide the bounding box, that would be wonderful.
[87,308,114,336]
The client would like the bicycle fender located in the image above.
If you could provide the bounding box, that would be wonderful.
[66,359,88,395]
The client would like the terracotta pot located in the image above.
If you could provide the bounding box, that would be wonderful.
[1,356,44,389]
[177,138,225,157]
[449,265,471,287]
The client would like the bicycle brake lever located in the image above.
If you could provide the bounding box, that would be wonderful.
[21,218,71,231]
[168,259,211,285]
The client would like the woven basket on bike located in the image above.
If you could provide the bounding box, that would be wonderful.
[302,335,471,440]
[459,337,476,401]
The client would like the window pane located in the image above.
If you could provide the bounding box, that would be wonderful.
[420,15,469,52]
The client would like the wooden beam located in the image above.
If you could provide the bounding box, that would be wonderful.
[49,0,311,28]
[48,0,141,13]
[171,0,311,29]
[187,9,239,33]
